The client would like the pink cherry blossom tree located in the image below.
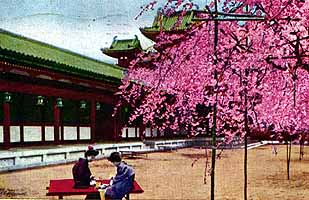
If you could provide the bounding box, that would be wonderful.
[116,0,309,199]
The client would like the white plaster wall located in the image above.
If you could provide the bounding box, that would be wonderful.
[152,128,158,137]
[0,126,3,143]
[145,128,151,137]
[79,127,91,140]
[10,126,20,143]
[20,155,42,165]
[0,158,14,168]
[128,127,139,138]
[24,126,42,142]
[45,126,54,141]
[69,151,85,160]
[63,126,77,140]
[45,153,66,162]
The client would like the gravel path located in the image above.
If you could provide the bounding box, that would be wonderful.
[0,145,308,199]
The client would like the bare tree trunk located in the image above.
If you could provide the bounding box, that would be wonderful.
[211,102,217,200]
[287,140,292,180]
[211,1,219,198]
[244,127,248,200]
[244,84,248,200]
[243,66,249,200]
[299,141,304,160]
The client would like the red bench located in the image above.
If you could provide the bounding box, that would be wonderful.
[46,179,143,199]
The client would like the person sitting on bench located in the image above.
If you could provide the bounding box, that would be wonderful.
[73,145,99,188]
[104,152,135,200]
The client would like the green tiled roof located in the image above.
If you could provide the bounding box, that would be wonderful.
[0,29,124,83]
[103,36,142,53]
[143,10,196,32]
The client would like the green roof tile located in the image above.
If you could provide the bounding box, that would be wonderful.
[0,29,124,82]
[106,36,142,51]
[144,10,195,32]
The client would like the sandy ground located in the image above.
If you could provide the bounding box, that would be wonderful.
[0,145,309,200]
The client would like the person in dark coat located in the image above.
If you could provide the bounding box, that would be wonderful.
[73,145,99,188]
[104,152,135,200]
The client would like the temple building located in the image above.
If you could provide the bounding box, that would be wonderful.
[101,35,142,68]
[140,10,202,41]
[0,10,205,149]
[0,29,124,149]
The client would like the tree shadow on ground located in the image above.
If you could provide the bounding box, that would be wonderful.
[181,153,209,158]
[123,156,150,160]
[0,188,26,198]
[181,152,229,159]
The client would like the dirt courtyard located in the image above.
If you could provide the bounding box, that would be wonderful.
[0,145,309,199]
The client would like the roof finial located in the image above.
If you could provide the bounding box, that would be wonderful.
[113,36,118,42]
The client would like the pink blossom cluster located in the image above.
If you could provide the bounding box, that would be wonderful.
[118,0,309,142]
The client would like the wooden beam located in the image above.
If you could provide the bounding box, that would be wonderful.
[0,79,116,105]
[0,61,120,91]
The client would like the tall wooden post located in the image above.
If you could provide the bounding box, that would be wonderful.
[113,115,117,141]
[3,102,11,149]
[139,124,146,140]
[77,104,80,141]
[39,106,45,142]
[90,100,96,143]
[135,127,138,138]
[54,103,60,144]
[150,127,153,138]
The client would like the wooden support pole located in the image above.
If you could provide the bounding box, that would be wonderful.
[90,100,96,143]
[54,103,60,144]
[3,102,10,149]
[113,115,117,141]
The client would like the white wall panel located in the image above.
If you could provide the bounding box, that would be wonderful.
[24,126,42,142]
[45,126,54,141]
[145,128,151,137]
[79,127,91,140]
[10,126,20,143]
[0,126,3,143]
[128,127,139,138]
[63,126,77,140]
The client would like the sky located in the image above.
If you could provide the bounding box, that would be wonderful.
[0,0,206,64]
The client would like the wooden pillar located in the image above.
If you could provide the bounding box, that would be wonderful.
[54,103,60,144]
[113,117,117,141]
[90,100,96,143]
[135,127,138,138]
[77,126,80,141]
[20,94,24,144]
[113,110,119,141]
[150,127,153,138]
[20,125,24,144]
[77,105,80,141]
[39,106,45,142]
[117,109,122,141]
[119,107,123,133]
[139,124,146,140]
[3,102,10,149]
